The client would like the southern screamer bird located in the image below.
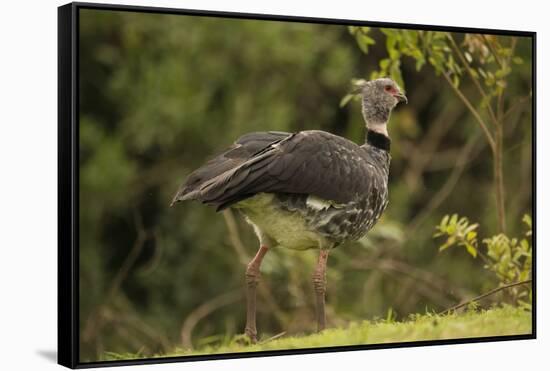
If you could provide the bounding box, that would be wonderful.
[171,77,407,342]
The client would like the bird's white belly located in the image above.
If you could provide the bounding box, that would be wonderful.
[234,193,329,250]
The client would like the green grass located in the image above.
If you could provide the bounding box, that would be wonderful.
[102,306,531,361]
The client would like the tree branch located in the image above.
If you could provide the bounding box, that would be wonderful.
[407,131,482,232]
[222,209,250,265]
[438,279,532,315]
[442,72,496,152]
[180,290,242,349]
[504,94,531,119]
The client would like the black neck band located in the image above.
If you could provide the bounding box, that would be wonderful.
[366,129,391,152]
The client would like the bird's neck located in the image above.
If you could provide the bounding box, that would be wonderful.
[362,98,391,137]
[366,122,389,137]
[365,127,391,152]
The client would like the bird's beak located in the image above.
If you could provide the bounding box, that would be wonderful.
[394,92,408,104]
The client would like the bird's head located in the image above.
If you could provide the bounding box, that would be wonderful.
[360,77,407,136]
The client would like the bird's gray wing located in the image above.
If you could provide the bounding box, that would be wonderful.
[173,130,373,211]
[171,131,291,205]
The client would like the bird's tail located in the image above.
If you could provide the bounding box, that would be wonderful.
[170,188,198,207]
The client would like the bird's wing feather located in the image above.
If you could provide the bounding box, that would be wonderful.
[174,130,374,210]
[171,131,291,205]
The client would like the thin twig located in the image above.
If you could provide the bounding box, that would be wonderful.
[180,290,243,349]
[482,34,505,69]
[222,209,249,265]
[407,131,482,232]
[494,54,506,233]
[259,331,287,344]
[138,229,163,275]
[106,212,149,301]
[504,94,531,119]
[349,258,459,308]
[403,101,460,191]
[83,211,150,343]
[423,140,486,171]
[508,37,518,64]
[119,310,172,352]
[442,72,496,152]
[438,279,532,315]
[493,36,517,234]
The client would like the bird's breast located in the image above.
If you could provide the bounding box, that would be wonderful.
[234,186,388,250]
[235,193,332,250]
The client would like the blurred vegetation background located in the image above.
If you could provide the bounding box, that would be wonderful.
[78,9,533,361]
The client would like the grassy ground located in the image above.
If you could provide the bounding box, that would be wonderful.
[102,306,531,361]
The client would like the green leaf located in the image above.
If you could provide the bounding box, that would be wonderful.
[386,307,394,322]
[452,74,460,88]
[415,56,426,71]
[357,40,369,54]
[495,66,511,79]
[379,58,391,70]
[478,67,487,78]
[388,47,401,60]
[441,215,450,228]
[386,33,397,51]
[465,243,478,258]
[357,33,376,53]
[450,214,458,225]
[480,95,491,108]
[361,34,376,45]
[389,62,405,90]
[339,93,356,108]
[520,239,529,251]
[522,214,532,228]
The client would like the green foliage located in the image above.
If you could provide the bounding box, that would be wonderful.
[434,214,532,305]
[350,28,452,89]
[102,306,531,360]
[349,26,375,53]
[484,232,532,284]
[434,214,479,258]
[350,28,522,97]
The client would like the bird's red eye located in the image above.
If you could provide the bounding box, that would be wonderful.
[384,85,392,92]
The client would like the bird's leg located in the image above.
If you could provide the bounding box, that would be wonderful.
[312,249,329,332]
[244,244,269,343]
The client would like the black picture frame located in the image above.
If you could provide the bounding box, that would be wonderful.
[58,2,537,368]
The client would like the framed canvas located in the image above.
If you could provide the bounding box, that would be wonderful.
[58,2,536,368]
